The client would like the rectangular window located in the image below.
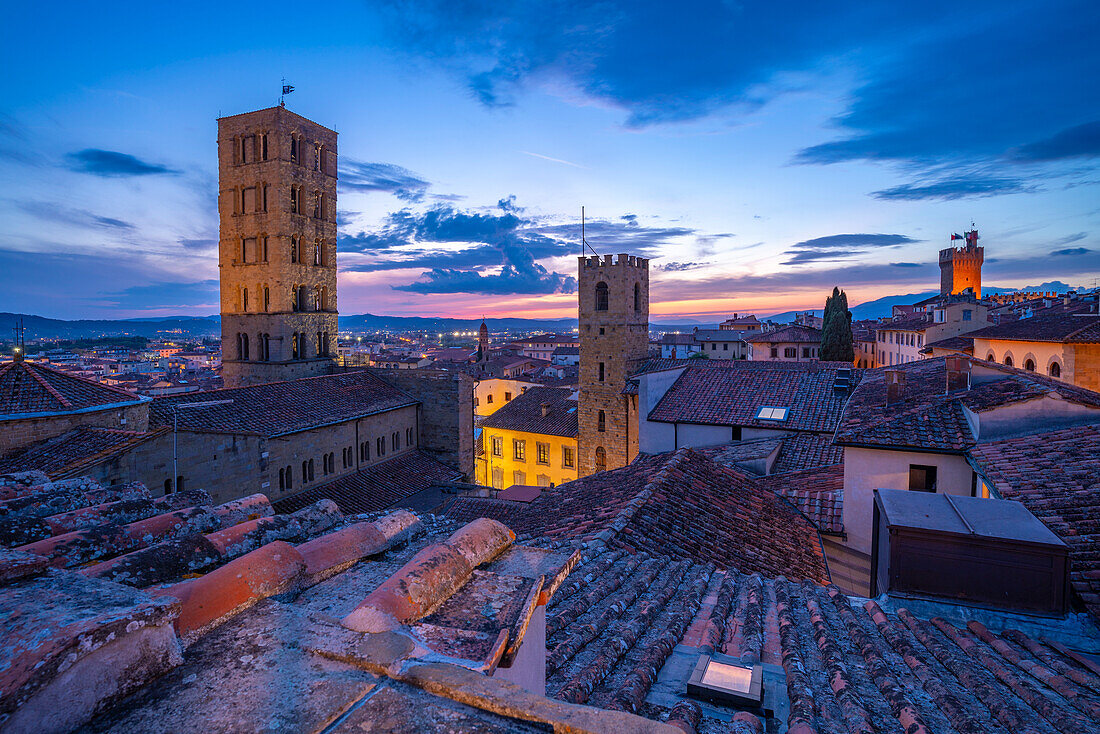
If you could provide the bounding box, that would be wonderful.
[260,133,268,161]
[536,474,551,487]
[491,436,502,457]
[513,470,526,487]
[909,464,938,492]
[241,135,254,163]
[492,468,503,490]
[487,394,494,404]
[770,347,778,358]
[242,187,257,213]
[802,347,811,358]
[290,187,299,214]
[784,347,796,358]
[262,185,269,212]
[243,238,257,263]
[474,396,479,407]
[963,309,972,321]
[599,362,605,381]
[536,442,549,465]
[504,391,512,402]
[562,446,575,468]
[723,343,728,351]
[513,439,526,461]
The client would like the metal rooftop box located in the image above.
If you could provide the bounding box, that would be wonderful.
[871,488,1069,614]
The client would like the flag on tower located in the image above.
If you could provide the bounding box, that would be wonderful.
[951,233,964,240]
[282,84,295,95]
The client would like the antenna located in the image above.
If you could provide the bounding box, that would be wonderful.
[581,206,598,257]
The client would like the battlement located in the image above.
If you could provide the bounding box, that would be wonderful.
[939,245,984,262]
[580,253,649,269]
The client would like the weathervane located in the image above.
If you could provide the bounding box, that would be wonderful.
[280,79,295,107]
[581,206,599,257]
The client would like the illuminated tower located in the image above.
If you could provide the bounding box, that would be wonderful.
[477,319,489,362]
[939,229,984,299]
[577,253,649,476]
[217,106,338,387]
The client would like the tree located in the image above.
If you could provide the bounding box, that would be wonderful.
[820,286,854,363]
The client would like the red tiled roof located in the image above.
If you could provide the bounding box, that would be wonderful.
[744,324,822,343]
[0,361,143,416]
[272,450,463,516]
[836,357,1100,451]
[446,449,829,583]
[758,464,844,534]
[0,427,167,479]
[150,370,416,437]
[969,424,1100,622]
[966,314,1100,343]
[648,364,860,432]
[877,315,933,332]
[479,386,578,438]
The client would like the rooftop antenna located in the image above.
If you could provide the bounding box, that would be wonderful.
[581,206,599,257]
[11,318,25,363]
[280,79,295,107]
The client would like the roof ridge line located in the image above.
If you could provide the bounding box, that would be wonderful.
[22,362,73,409]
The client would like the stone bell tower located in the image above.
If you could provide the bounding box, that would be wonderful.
[217,106,338,387]
[577,253,650,476]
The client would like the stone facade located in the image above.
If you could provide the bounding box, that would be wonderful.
[366,369,474,478]
[217,106,338,387]
[0,401,150,455]
[577,254,649,476]
[938,229,984,298]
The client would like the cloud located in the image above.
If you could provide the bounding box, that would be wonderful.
[657,261,708,272]
[782,233,916,265]
[65,149,178,177]
[98,280,220,311]
[339,160,430,201]
[890,262,923,268]
[179,237,217,251]
[1051,247,1092,256]
[15,201,136,231]
[394,266,577,295]
[498,195,523,212]
[1053,232,1087,246]
[1009,120,1100,161]
[521,151,585,168]
[870,175,1035,201]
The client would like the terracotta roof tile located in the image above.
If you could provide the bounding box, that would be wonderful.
[744,324,823,343]
[0,427,167,478]
[479,386,578,438]
[967,314,1100,343]
[0,360,143,416]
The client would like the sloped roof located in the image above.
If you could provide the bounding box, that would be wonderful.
[0,427,166,478]
[744,324,822,343]
[758,464,844,534]
[0,361,144,417]
[445,449,829,583]
[272,450,464,516]
[479,386,578,438]
[969,424,1100,622]
[150,370,416,437]
[836,357,1100,451]
[877,315,933,332]
[967,314,1100,343]
[648,364,859,432]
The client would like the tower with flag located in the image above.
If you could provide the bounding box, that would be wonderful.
[939,227,984,298]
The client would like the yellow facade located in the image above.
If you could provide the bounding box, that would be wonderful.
[474,378,540,417]
[972,337,1100,391]
[476,426,578,489]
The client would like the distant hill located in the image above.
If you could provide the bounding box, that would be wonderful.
[0,313,221,341]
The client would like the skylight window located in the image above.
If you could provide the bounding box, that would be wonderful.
[687,654,764,709]
[755,406,789,421]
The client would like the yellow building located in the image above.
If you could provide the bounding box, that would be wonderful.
[474,377,540,417]
[476,386,578,489]
[967,313,1100,391]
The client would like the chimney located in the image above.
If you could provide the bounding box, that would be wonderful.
[945,355,971,393]
[541,402,551,417]
[885,369,907,406]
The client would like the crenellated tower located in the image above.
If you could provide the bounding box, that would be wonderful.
[577,253,649,476]
[217,106,339,387]
[939,228,984,299]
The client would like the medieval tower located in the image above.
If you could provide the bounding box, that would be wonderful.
[577,253,650,476]
[939,228,983,299]
[218,106,338,388]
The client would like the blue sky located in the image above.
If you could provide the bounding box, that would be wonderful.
[1,1,1098,320]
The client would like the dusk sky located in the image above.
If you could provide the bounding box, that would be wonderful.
[2,1,1099,321]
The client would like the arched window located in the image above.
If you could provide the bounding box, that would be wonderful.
[261,236,269,261]
[595,281,609,311]
[263,287,270,312]
[302,461,309,483]
[314,240,322,266]
[987,352,995,362]
[1050,361,1062,378]
[285,465,292,489]
[279,468,286,490]
[323,332,330,355]
[320,287,328,311]
[317,331,324,356]
[291,331,300,359]
[1024,358,1035,372]
[597,410,606,432]
[594,446,606,472]
[240,333,250,361]
[1004,355,1013,367]
[377,436,386,456]
[634,282,641,312]
[164,478,173,494]
[298,333,308,359]
[298,285,310,311]
[242,287,249,312]
[308,459,315,481]
[291,236,299,263]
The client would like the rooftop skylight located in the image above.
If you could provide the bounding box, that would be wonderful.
[755,406,789,421]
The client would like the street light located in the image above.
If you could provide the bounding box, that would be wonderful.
[171,399,234,493]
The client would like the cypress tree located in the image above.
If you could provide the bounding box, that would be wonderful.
[820,286,854,362]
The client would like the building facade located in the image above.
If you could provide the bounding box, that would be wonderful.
[477,387,578,489]
[939,228,984,298]
[218,106,339,387]
[577,254,649,475]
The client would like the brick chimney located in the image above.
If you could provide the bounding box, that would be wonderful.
[541,402,552,417]
[885,369,906,406]
[945,355,971,393]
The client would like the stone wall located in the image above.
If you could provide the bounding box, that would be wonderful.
[366,368,474,478]
[0,401,150,455]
